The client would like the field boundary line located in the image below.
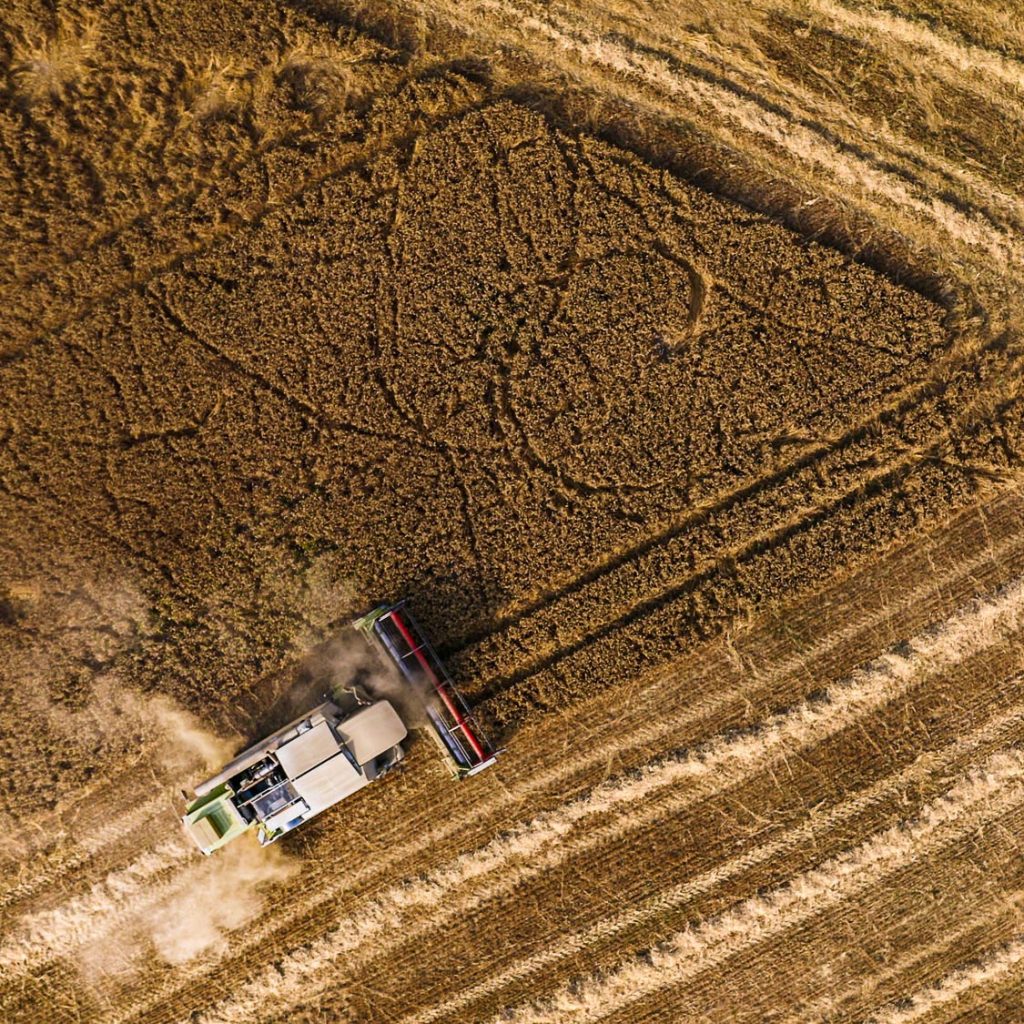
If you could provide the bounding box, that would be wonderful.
[424,0,1024,267]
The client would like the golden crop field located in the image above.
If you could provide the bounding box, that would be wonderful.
[1,0,1022,1021]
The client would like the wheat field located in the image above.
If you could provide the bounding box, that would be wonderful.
[1,0,1023,1021]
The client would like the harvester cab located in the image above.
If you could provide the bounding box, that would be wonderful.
[353,601,498,779]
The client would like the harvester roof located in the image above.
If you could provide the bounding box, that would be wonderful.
[336,700,408,764]
[276,721,342,778]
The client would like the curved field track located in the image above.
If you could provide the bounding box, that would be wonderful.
[2,0,1024,1021]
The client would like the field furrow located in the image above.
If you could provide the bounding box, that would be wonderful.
[493,755,1024,1024]
[871,935,1024,1024]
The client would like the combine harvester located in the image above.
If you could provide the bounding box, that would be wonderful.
[182,601,497,854]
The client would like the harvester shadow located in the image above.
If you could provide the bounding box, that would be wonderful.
[388,572,518,744]
[393,569,514,664]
